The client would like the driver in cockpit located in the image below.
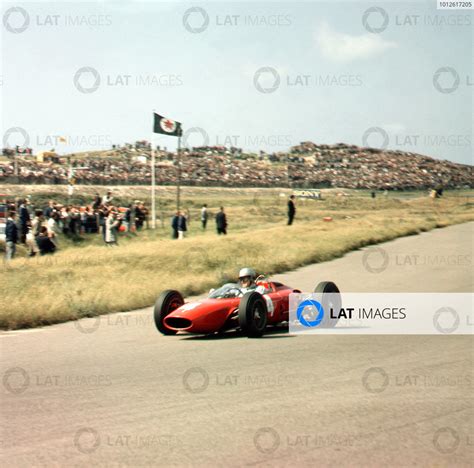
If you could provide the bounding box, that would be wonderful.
[238,267,257,291]
[238,267,268,294]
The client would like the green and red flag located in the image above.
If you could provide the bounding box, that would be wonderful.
[153,113,182,137]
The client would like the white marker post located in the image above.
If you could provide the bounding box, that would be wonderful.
[151,131,156,229]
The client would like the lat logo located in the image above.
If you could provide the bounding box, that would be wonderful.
[297,300,324,327]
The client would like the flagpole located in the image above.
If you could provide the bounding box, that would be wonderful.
[151,118,156,229]
[177,133,181,212]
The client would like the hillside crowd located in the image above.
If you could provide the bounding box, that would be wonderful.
[1,142,471,190]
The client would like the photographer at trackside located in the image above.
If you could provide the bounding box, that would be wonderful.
[36,226,56,256]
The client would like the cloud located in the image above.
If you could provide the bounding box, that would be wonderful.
[382,123,407,134]
[315,23,397,63]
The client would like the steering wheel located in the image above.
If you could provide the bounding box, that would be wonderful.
[255,274,271,291]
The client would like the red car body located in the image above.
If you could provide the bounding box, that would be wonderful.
[164,281,300,334]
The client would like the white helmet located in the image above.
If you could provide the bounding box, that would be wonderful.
[239,267,256,280]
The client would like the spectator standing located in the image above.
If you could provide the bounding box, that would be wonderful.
[287,195,296,225]
[171,212,179,239]
[18,199,30,243]
[124,204,132,232]
[201,204,208,230]
[135,202,145,230]
[31,209,44,235]
[43,200,56,219]
[216,206,227,235]
[92,193,102,210]
[103,191,113,205]
[177,211,187,240]
[60,207,70,235]
[69,207,80,236]
[141,203,150,230]
[80,208,87,234]
[27,210,43,256]
[105,210,120,246]
[98,206,108,241]
[5,211,18,260]
[47,211,60,247]
[84,207,97,233]
[36,226,56,255]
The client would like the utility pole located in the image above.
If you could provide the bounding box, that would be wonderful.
[176,134,182,212]
[151,138,156,229]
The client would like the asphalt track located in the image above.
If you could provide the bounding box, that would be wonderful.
[1,222,473,467]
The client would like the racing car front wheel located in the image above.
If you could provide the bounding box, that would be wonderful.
[314,281,341,328]
[154,290,184,335]
[238,291,268,338]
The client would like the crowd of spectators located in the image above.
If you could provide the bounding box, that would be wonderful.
[2,192,149,258]
[287,142,473,190]
[1,141,472,190]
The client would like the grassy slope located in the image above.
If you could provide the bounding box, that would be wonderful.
[1,192,473,330]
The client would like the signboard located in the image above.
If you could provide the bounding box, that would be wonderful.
[293,189,322,200]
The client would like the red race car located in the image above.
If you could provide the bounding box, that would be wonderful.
[153,277,340,338]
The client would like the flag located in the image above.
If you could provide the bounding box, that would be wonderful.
[153,113,182,137]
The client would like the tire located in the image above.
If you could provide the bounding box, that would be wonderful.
[314,281,341,328]
[238,291,268,338]
[154,290,184,335]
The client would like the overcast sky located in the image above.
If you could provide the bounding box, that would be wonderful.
[1,1,472,165]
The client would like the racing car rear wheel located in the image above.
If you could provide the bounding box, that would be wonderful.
[238,291,268,338]
[154,290,184,335]
[314,281,341,328]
